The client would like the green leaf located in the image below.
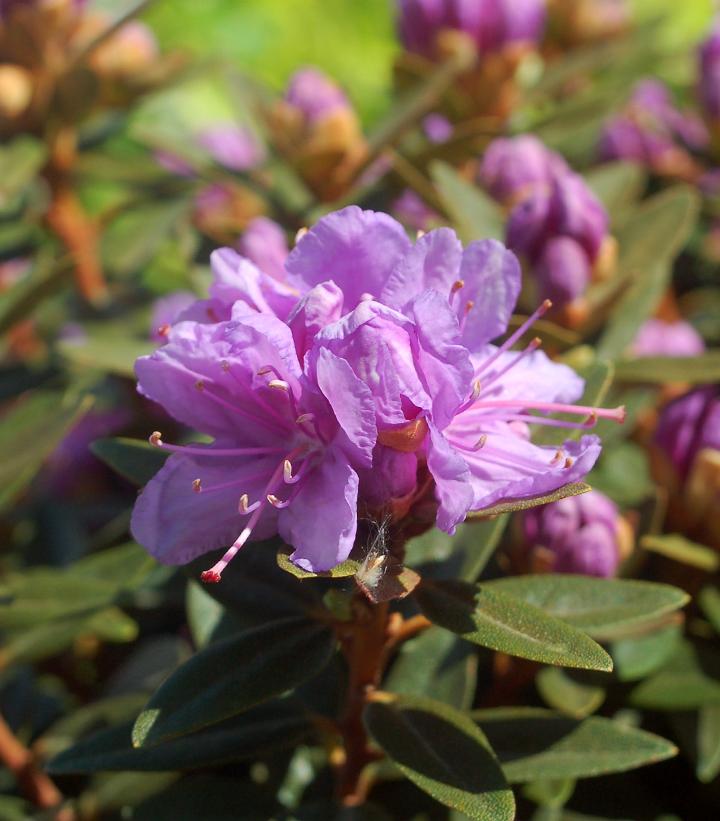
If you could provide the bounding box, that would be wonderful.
[473,708,677,782]
[0,137,47,203]
[697,705,720,783]
[641,534,720,572]
[535,668,605,719]
[48,701,311,773]
[484,575,689,640]
[631,641,720,710]
[276,546,359,579]
[406,516,509,582]
[415,580,612,671]
[614,352,720,384]
[583,162,645,219]
[59,334,152,378]
[132,617,335,747]
[91,437,169,486]
[588,441,653,506]
[0,391,93,512]
[611,624,682,683]
[385,627,477,709]
[467,483,592,519]
[431,161,504,243]
[0,255,68,336]
[364,694,515,821]
[699,586,720,635]
[597,186,700,359]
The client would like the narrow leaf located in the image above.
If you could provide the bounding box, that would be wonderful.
[615,352,720,384]
[431,160,504,242]
[364,693,515,821]
[641,534,719,572]
[467,483,591,519]
[91,437,169,486]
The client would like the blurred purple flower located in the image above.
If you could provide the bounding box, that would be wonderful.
[392,189,440,232]
[478,134,569,204]
[197,125,265,172]
[521,489,624,577]
[423,112,454,143]
[236,217,289,282]
[285,67,351,124]
[655,387,720,480]
[132,207,621,577]
[150,292,197,344]
[397,0,546,58]
[631,318,705,358]
[699,20,720,122]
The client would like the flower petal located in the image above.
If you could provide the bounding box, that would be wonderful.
[457,239,522,350]
[131,450,279,565]
[285,206,412,309]
[426,421,473,533]
[288,281,344,359]
[279,450,359,572]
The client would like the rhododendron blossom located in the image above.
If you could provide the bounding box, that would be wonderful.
[132,207,623,578]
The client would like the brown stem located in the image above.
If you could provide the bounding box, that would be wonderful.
[45,128,108,307]
[0,713,72,819]
[336,596,391,806]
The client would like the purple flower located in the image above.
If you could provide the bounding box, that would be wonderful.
[150,292,198,343]
[396,0,546,58]
[655,387,720,480]
[478,135,570,204]
[423,113,454,143]
[197,125,265,172]
[699,20,720,122]
[285,67,351,124]
[132,207,621,578]
[599,79,708,169]
[520,490,624,577]
[392,189,441,233]
[505,173,608,304]
[631,318,705,358]
[236,217,289,282]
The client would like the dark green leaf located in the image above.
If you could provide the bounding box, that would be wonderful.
[467,483,591,519]
[132,617,334,746]
[484,576,688,640]
[91,437,169,486]
[431,160,504,242]
[588,441,653,506]
[697,706,720,783]
[0,390,92,512]
[277,545,359,579]
[631,641,720,710]
[59,334,152,378]
[0,137,47,202]
[364,693,515,821]
[699,586,720,636]
[415,580,612,671]
[615,352,720,384]
[385,627,477,709]
[473,708,677,782]
[611,624,682,683]
[48,701,311,773]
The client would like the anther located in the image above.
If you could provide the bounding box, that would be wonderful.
[564,457,574,469]
[551,449,564,466]
[295,226,309,244]
[268,379,290,392]
[195,380,205,391]
[192,478,202,493]
[465,300,475,314]
[238,493,259,514]
[149,431,163,446]
[474,434,488,450]
[283,459,300,484]
[157,323,170,338]
[296,413,315,425]
[221,360,230,372]
[359,292,375,302]
[257,366,272,376]
[416,229,426,239]
[267,493,291,509]
[451,279,465,293]
[471,379,482,401]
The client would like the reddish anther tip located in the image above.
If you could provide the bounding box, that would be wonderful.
[200,570,222,584]
[157,323,171,338]
[541,299,553,312]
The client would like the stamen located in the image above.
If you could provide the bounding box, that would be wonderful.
[451,279,465,293]
[564,457,574,469]
[268,379,290,392]
[295,226,308,244]
[475,299,552,378]
[479,337,542,395]
[198,382,289,434]
[267,493,292,509]
[416,229,426,239]
[283,459,300,484]
[296,413,315,425]
[148,434,284,458]
[239,494,261,514]
[551,449,564,466]
[474,434,488,450]
[473,399,626,423]
[157,324,170,338]
[149,431,163,446]
[192,479,202,493]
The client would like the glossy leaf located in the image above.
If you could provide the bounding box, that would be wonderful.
[474,708,677,782]
[48,701,311,773]
[484,575,689,640]
[132,617,335,746]
[431,160,504,243]
[364,693,515,821]
[91,437,169,486]
[415,580,612,671]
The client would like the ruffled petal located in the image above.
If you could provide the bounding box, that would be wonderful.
[131,450,279,565]
[457,239,522,351]
[285,206,412,309]
[381,228,463,309]
[278,450,359,572]
[426,421,473,533]
[287,281,344,359]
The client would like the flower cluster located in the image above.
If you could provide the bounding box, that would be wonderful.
[599,80,708,179]
[479,135,614,308]
[132,207,624,579]
[699,20,720,136]
[518,489,631,577]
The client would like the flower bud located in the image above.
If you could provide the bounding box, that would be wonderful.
[699,20,720,125]
[520,490,627,577]
[547,0,630,46]
[655,388,720,481]
[285,67,351,124]
[631,318,705,358]
[197,125,265,172]
[192,182,266,244]
[535,236,591,305]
